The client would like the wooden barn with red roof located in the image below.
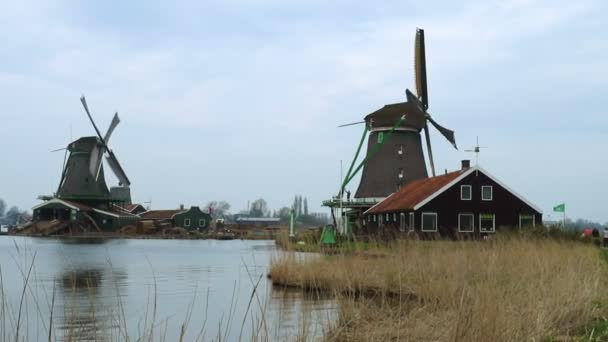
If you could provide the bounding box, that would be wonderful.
[363,161,543,237]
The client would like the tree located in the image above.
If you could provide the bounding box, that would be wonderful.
[250,198,268,217]
[0,198,5,217]
[277,207,292,222]
[205,200,231,218]
[5,206,20,225]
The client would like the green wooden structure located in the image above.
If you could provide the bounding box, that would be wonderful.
[173,206,212,231]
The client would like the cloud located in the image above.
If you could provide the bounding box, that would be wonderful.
[0,0,606,221]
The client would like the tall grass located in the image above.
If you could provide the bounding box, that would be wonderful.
[270,237,608,341]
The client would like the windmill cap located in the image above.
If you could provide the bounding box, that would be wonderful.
[365,102,426,130]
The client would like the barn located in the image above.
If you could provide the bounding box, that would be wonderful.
[363,161,542,237]
[139,206,211,231]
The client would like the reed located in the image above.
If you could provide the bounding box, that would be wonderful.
[270,238,608,341]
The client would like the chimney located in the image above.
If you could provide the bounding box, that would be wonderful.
[180,204,185,210]
[461,160,471,170]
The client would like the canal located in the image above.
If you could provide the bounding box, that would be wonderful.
[0,237,335,341]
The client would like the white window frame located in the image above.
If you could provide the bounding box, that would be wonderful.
[458,213,475,233]
[199,219,206,227]
[421,212,438,232]
[184,218,191,227]
[397,144,404,155]
[393,213,397,222]
[398,168,404,180]
[399,213,406,232]
[479,214,495,233]
[373,215,376,222]
[518,214,535,229]
[385,213,390,222]
[461,185,472,200]
[481,186,493,201]
[409,213,415,232]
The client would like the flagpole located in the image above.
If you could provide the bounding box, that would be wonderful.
[563,203,566,229]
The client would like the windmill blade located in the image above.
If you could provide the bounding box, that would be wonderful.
[338,121,365,128]
[80,96,108,148]
[424,124,436,177]
[105,151,131,186]
[89,144,104,180]
[51,148,66,152]
[104,113,120,144]
[415,28,429,109]
[427,115,457,150]
[405,89,425,114]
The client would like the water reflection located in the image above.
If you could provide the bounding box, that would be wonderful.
[0,238,336,340]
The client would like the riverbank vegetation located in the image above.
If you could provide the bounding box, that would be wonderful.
[270,237,608,341]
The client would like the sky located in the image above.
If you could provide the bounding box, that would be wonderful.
[0,0,607,222]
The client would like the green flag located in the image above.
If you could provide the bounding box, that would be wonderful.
[553,203,565,213]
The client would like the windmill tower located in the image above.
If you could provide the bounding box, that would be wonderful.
[56,96,132,206]
[352,28,458,199]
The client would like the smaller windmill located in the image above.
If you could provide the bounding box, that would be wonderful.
[56,96,132,204]
[465,136,487,166]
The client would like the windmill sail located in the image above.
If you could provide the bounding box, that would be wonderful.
[106,152,130,186]
[104,113,120,143]
[427,116,457,149]
[415,28,429,109]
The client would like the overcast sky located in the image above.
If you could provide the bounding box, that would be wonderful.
[0,0,606,222]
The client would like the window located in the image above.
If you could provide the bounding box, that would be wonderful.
[184,218,191,227]
[377,132,384,144]
[373,215,377,222]
[421,213,438,232]
[399,213,406,232]
[409,213,415,232]
[479,214,495,233]
[393,213,397,222]
[199,219,206,227]
[386,213,389,222]
[461,185,472,200]
[482,186,493,201]
[398,168,404,180]
[458,213,475,232]
[397,144,404,156]
[519,215,535,229]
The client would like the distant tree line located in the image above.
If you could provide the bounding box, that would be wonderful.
[0,198,31,226]
[203,195,329,226]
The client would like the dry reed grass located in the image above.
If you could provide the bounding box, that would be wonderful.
[270,237,608,341]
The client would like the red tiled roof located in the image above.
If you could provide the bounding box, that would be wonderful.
[139,210,183,220]
[366,169,467,214]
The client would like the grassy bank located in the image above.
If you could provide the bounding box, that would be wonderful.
[269,238,608,341]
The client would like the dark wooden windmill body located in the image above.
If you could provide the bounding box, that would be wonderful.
[354,28,458,199]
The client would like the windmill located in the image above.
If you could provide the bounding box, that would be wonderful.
[56,96,132,204]
[338,28,458,200]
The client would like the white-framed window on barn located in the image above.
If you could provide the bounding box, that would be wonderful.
[399,213,406,232]
[461,185,472,200]
[199,219,206,227]
[373,215,376,222]
[458,213,475,232]
[409,213,415,232]
[421,212,438,232]
[479,214,495,233]
[519,214,535,229]
[393,213,397,222]
[184,218,191,227]
[481,186,493,201]
[386,213,390,222]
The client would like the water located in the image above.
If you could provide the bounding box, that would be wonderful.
[0,237,335,341]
